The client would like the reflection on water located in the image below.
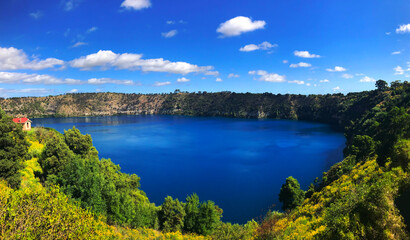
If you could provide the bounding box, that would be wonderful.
[33,115,345,224]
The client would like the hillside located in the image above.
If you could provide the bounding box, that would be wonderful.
[0,80,409,239]
[0,89,387,129]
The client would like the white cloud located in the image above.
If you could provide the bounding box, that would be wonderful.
[0,72,78,85]
[396,24,410,34]
[355,73,364,76]
[288,80,304,85]
[306,83,311,86]
[166,20,175,25]
[217,16,266,37]
[228,73,239,78]
[70,50,216,75]
[239,41,277,52]
[394,66,404,75]
[282,60,288,64]
[239,44,259,52]
[205,71,220,76]
[342,73,353,79]
[0,88,52,97]
[68,89,78,93]
[320,79,330,83]
[249,70,286,83]
[87,26,98,33]
[294,50,321,58]
[177,77,190,82]
[121,0,151,10]
[386,32,391,35]
[333,86,341,92]
[0,47,64,70]
[70,50,119,69]
[88,78,134,85]
[71,42,87,48]
[0,71,135,86]
[392,51,401,55]
[360,76,376,82]
[162,30,178,38]
[289,62,311,68]
[154,81,171,86]
[30,11,43,19]
[326,66,347,72]
[216,78,223,82]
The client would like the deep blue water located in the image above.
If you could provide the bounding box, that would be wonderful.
[33,115,345,224]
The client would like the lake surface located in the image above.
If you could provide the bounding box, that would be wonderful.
[33,115,345,224]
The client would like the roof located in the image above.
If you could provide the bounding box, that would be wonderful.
[12,118,31,123]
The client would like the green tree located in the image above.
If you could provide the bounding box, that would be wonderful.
[64,126,92,155]
[376,107,410,165]
[196,200,222,235]
[375,79,388,91]
[390,80,402,89]
[40,132,74,179]
[183,193,222,235]
[0,109,29,188]
[305,183,315,199]
[58,156,106,215]
[158,196,186,232]
[183,193,200,233]
[391,139,410,171]
[349,135,377,162]
[278,176,305,211]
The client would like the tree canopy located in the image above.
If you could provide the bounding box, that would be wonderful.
[0,109,29,188]
[278,176,305,211]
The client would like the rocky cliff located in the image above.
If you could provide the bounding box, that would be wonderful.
[0,90,387,128]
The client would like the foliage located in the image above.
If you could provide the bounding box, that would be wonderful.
[184,193,201,233]
[344,135,377,162]
[257,160,409,239]
[158,196,186,232]
[35,127,158,228]
[39,131,73,179]
[0,108,29,188]
[279,176,305,211]
[211,220,258,240]
[376,79,389,91]
[0,180,209,240]
[64,126,93,155]
[257,81,410,239]
[183,193,223,235]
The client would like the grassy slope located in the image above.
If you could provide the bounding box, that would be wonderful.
[256,160,409,239]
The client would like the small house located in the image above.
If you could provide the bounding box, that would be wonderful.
[12,118,32,131]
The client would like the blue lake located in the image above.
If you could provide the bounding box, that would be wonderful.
[33,115,345,224]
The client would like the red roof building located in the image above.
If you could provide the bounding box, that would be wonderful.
[12,118,32,131]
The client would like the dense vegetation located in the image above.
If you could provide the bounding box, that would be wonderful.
[257,80,410,239]
[0,80,409,239]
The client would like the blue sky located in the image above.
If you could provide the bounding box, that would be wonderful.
[0,0,409,97]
